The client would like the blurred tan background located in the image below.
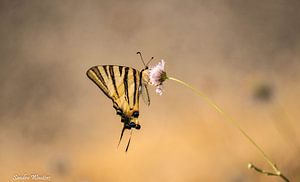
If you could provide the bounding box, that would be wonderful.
[1,0,300,181]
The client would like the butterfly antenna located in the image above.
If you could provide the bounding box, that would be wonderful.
[146,56,154,67]
[125,130,133,152]
[117,125,126,149]
[137,52,147,67]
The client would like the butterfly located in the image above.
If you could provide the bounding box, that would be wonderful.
[86,52,152,151]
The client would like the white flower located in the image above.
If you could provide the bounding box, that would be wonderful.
[149,60,167,95]
[155,85,163,96]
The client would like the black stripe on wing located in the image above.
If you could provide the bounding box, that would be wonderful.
[133,69,137,105]
[119,66,123,76]
[109,65,120,98]
[86,67,110,99]
[103,65,109,78]
[91,67,108,89]
[123,67,130,104]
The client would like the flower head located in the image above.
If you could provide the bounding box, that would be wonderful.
[149,60,168,95]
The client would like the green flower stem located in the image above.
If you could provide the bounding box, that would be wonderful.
[168,76,289,182]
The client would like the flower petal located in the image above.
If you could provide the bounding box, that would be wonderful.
[148,60,167,96]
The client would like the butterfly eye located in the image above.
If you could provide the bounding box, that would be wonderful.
[132,111,139,118]
[135,124,141,130]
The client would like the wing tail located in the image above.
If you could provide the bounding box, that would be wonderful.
[117,125,126,148]
[125,130,133,152]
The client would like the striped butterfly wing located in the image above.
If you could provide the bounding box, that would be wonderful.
[86,65,142,121]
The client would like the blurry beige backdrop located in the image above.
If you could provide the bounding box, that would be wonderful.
[0,0,300,181]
